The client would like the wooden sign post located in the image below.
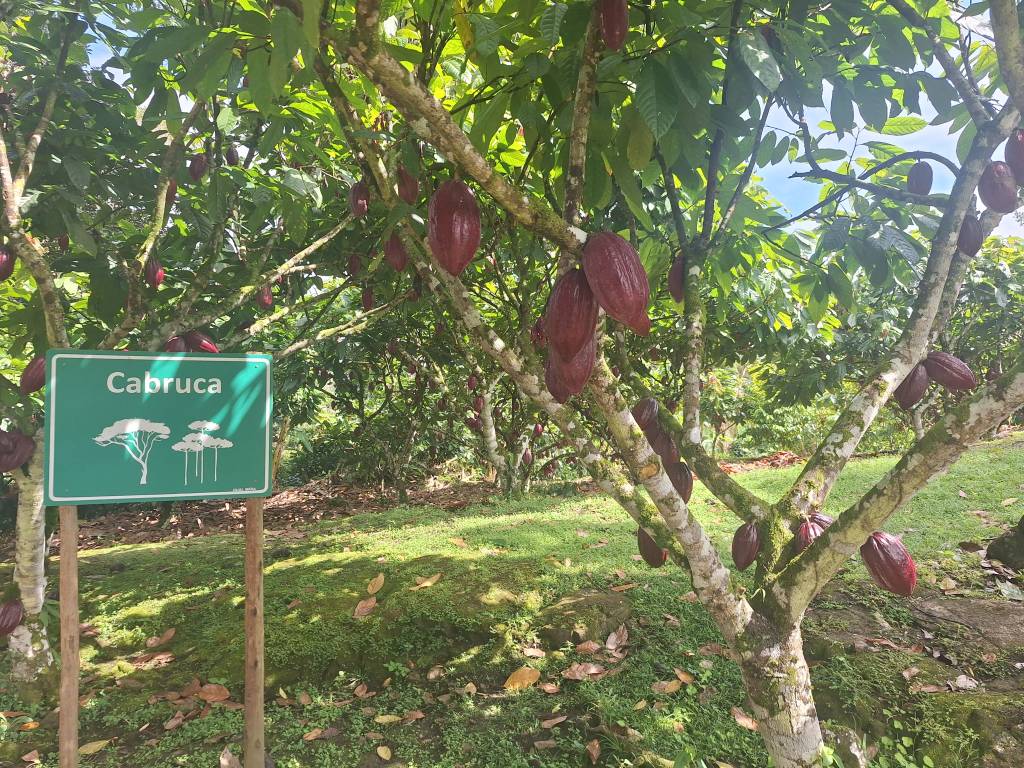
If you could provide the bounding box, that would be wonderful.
[43,351,273,767]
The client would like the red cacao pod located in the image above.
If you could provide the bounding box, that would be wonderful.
[665,460,693,503]
[0,428,34,472]
[732,522,760,571]
[893,363,929,411]
[0,245,15,281]
[466,416,482,431]
[957,213,983,256]
[795,519,824,552]
[19,356,45,395]
[428,180,481,276]
[183,330,219,354]
[58,233,70,251]
[1005,128,1024,183]
[348,252,362,277]
[978,161,1019,213]
[637,527,668,568]
[188,154,207,181]
[582,231,650,335]
[546,334,596,401]
[256,285,273,310]
[668,253,685,303]
[144,255,165,289]
[473,395,484,413]
[631,398,659,434]
[533,423,544,438]
[860,531,917,596]
[0,598,24,637]
[522,448,533,466]
[384,233,409,272]
[598,0,628,52]
[545,357,573,404]
[545,269,599,359]
[225,145,240,167]
[809,512,834,529]
[923,351,977,391]
[349,179,370,218]
[397,165,419,205]
[531,317,547,349]
[362,286,374,311]
[164,336,187,352]
[468,374,478,391]
[165,179,177,209]
[906,161,932,195]
[649,425,679,465]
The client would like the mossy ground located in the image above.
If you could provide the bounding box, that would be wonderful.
[1,435,1022,767]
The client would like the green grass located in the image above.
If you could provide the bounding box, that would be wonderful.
[1,435,1022,768]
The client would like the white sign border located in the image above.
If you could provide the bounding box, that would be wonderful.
[45,352,272,504]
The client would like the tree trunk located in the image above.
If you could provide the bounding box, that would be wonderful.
[911,408,926,441]
[10,436,56,685]
[271,414,291,490]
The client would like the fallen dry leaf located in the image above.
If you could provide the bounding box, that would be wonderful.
[605,624,628,651]
[354,596,377,618]
[197,683,230,703]
[575,640,601,654]
[18,721,39,731]
[164,710,185,731]
[20,751,40,764]
[297,691,312,706]
[541,715,567,729]
[504,666,541,691]
[674,668,695,684]
[376,745,392,760]
[586,738,601,764]
[1002,497,1019,507]
[539,682,560,694]
[450,537,467,547]
[562,662,605,681]
[901,666,921,681]
[410,573,442,590]
[374,714,403,725]
[303,727,323,741]
[427,665,444,681]
[522,647,546,658]
[652,679,681,694]
[219,747,242,768]
[731,707,758,731]
[367,573,385,595]
[633,699,648,710]
[145,627,176,648]
[79,740,110,756]
[610,582,639,592]
[462,681,477,695]
[401,709,425,724]
[533,739,557,750]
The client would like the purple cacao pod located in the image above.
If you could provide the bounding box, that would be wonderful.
[732,522,760,571]
[349,179,370,218]
[0,599,24,637]
[19,356,45,395]
[466,416,482,431]
[428,179,481,276]
[598,0,628,52]
[362,286,374,311]
[522,448,533,466]
[668,253,685,303]
[923,351,977,391]
[582,231,650,335]
[637,527,668,568]
[473,395,484,413]
[468,374,478,391]
[665,460,693,503]
[144,255,165,289]
[893,363,929,411]
[188,154,207,181]
[164,335,187,352]
[631,398,659,434]
[1005,128,1024,183]
[348,252,362,277]
[397,165,419,205]
[546,334,597,402]
[809,512,834,529]
[860,531,917,596]
[0,428,34,472]
[0,245,15,282]
[545,269,599,359]
[978,161,1019,213]
[384,233,409,272]
[795,519,824,553]
[533,423,544,438]
[225,145,240,167]
[906,161,933,195]
[256,285,273,310]
[957,214,983,256]
[183,330,219,354]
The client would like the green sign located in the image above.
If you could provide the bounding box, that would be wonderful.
[43,350,272,506]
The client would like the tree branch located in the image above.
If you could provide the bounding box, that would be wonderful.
[562,7,601,231]
[273,295,404,360]
[712,95,773,245]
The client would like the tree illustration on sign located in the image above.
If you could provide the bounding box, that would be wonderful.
[171,440,201,484]
[181,421,230,482]
[93,419,171,485]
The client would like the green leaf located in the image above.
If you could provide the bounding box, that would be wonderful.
[180,32,237,99]
[830,84,855,133]
[736,30,782,92]
[879,116,927,136]
[300,0,323,52]
[828,262,854,309]
[469,14,499,57]
[269,9,304,97]
[64,157,90,191]
[281,168,323,207]
[635,60,679,139]
[956,120,978,164]
[539,3,568,46]
[626,115,654,171]
[216,105,239,134]
[246,50,275,115]
[605,151,653,230]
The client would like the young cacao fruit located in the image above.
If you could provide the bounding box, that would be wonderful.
[795,519,824,552]
[188,154,208,181]
[19,356,45,395]
[349,179,370,218]
[637,527,668,568]
[978,161,1019,213]
[183,330,219,354]
[957,213,983,256]
[384,233,409,272]
[598,0,628,52]
[165,179,177,209]
[531,317,547,349]
[0,598,24,637]
[397,165,419,205]
[582,231,651,335]
[923,351,977,391]
[1005,128,1024,183]
[0,428,34,472]
[906,161,933,195]
[428,180,482,275]
[860,531,917,596]
[225,145,240,167]
[0,245,15,281]
[256,285,273,310]
[348,252,362,277]
[164,336,187,352]
[468,374,478,391]
[522,448,533,466]
[668,253,685,303]
[144,255,165,289]
[362,286,374,311]
[665,460,693,503]
[533,423,544,438]
[473,395,484,413]
[893,363,929,410]
[545,269,599,359]
[732,522,760,571]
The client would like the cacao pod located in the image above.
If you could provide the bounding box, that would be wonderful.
[468,374,478,391]
[957,213,983,256]
[893,363,929,411]
[473,395,484,413]
[466,416,482,431]
[531,317,547,349]
[188,154,207,181]
[362,286,374,311]
[58,233,70,251]
[0,428,34,472]
[668,253,685,303]
[533,423,544,438]
[0,245,15,281]
[546,334,596,401]
[631,398,659,434]
[256,285,273,310]
[165,179,177,209]
[637,527,668,568]
[648,425,679,465]
[545,269,599,359]
[809,512,834,529]
[732,522,760,571]
[923,351,977,391]
[522,448,533,466]
[1005,128,1024,183]
[164,336,187,352]
[19,356,45,395]
[428,179,481,276]
[978,161,1019,213]
[397,165,419,205]
[348,252,362,277]
[598,0,628,52]
[225,145,240,167]
[0,598,24,637]
[665,460,693,503]
[349,179,370,218]
[795,519,824,552]
[582,231,651,335]
[860,531,917,596]
[144,255,165,289]
[384,233,409,272]
[183,330,219,354]
[906,161,933,195]
[545,357,573,404]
